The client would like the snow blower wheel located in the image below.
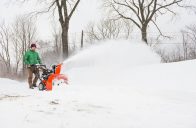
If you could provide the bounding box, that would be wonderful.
[38,82,45,91]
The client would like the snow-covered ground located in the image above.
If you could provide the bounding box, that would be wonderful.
[1,40,196,128]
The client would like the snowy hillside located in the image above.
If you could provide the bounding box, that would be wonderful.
[1,40,196,128]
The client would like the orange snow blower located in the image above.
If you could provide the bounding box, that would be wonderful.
[33,64,68,91]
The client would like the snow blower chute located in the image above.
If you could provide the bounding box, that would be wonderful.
[33,64,68,91]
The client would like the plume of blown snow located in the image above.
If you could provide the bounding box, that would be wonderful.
[61,40,161,85]
[63,40,161,71]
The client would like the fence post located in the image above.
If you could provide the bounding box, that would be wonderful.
[81,30,84,49]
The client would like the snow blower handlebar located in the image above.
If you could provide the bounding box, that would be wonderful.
[32,64,61,73]
[31,64,46,68]
[30,64,47,73]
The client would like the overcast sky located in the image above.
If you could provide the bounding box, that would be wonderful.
[0,0,196,40]
[0,0,102,40]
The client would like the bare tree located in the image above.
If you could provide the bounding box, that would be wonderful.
[15,0,80,58]
[181,30,188,60]
[181,25,196,60]
[55,0,80,58]
[0,24,11,73]
[156,45,184,63]
[85,19,133,42]
[38,24,64,65]
[12,27,22,75]
[11,16,37,75]
[104,0,185,44]
[52,23,62,55]
[155,24,196,63]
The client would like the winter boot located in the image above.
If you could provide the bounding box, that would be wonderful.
[32,84,37,87]
[29,86,34,89]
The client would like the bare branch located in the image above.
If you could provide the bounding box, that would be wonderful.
[104,0,185,44]
[111,3,141,29]
[69,0,80,19]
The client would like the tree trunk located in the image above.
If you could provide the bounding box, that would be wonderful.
[141,25,148,44]
[22,42,25,75]
[61,23,69,59]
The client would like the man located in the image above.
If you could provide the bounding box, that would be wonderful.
[24,43,41,89]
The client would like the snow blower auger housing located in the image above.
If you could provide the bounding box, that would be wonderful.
[33,64,68,91]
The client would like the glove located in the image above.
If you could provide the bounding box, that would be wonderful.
[30,64,35,67]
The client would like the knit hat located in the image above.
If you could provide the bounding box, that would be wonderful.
[30,43,36,48]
